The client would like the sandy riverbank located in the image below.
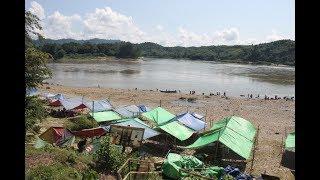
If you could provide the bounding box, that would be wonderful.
[39,84,295,179]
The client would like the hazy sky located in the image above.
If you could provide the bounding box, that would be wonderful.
[25,0,295,47]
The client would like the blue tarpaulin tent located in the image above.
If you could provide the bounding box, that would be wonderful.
[138,105,151,112]
[175,112,206,131]
[84,100,113,112]
[114,105,142,118]
[26,87,38,96]
[101,118,160,140]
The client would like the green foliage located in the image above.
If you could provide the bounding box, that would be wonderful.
[26,145,99,180]
[25,96,48,131]
[116,42,141,59]
[26,163,82,180]
[93,136,126,173]
[35,39,294,65]
[25,11,42,48]
[65,116,98,131]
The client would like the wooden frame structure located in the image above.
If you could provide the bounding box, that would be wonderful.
[117,158,163,180]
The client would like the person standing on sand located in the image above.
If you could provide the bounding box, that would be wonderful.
[223,92,226,97]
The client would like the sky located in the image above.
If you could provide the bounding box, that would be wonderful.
[25,0,295,47]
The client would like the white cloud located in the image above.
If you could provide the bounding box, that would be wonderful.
[82,7,145,42]
[44,11,82,39]
[29,1,45,20]
[215,28,239,42]
[155,25,164,31]
[266,30,284,42]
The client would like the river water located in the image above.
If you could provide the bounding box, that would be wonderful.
[47,58,295,97]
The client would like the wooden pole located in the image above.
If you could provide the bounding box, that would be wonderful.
[159,100,162,107]
[250,124,259,173]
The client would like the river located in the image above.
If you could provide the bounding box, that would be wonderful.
[47,58,295,97]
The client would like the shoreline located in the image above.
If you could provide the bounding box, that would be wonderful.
[52,55,295,67]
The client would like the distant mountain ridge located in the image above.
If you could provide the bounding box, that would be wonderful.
[33,38,122,45]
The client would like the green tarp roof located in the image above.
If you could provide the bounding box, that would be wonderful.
[285,132,295,151]
[89,110,122,123]
[158,121,195,141]
[186,116,257,160]
[141,107,175,125]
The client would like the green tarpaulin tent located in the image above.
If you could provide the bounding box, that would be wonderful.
[285,132,295,152]
[186,116,257,160]
[157,121,195,141]
[141,107,175,125]
[162,153,204,179]
[89,110,122,123]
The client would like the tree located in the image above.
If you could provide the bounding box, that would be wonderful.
[25,11,52,88]
[55,49,66,59]
[116,42,141,59]
[25,11,52,132]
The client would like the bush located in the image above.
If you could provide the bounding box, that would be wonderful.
[25,96,49,132]
[93,136,126,173]
[66,116,98,131]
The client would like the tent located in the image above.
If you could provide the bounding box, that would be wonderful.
[72,127,106,139]
[39,126,74,145]
[89,110,122,123]
[141,107,176,125]
[157,121,195,141]
[175,112,206,131]
[60,97,87,110]
[162,153,204,179]
[186,116,257,160]
[26,87,38,96]
[281,132,295,170]
[48,94,65,107]
[191,112,204,120]
[114,105,142,118]
[101,118,160,140]
[84,100,113,112]
[138,105,151,112]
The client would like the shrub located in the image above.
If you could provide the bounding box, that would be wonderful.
[66,116,98,131]
[26,163,82,180]
[93,136,126,173]
[25,96,49,132]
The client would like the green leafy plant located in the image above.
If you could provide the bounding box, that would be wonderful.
[65,116,98,131]
[93,136,126,173]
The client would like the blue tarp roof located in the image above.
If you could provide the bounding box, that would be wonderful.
[42,93,56,99]
[47,93,65,101]
[26,87,38,96]
[114,105,142,118]
[84,100,113,112]
[175,112,206,131]
[61,97,86,110]
[101,118,160,140]
[138,105,151,112]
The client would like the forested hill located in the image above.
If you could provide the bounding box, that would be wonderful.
[33,38,122,46]
[35,38,295,66]
[136,40,295,65]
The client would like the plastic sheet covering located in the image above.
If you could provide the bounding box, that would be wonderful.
[89,111,122,122]
[114,105,142,118]
[186,116,257,159]
[141,107,175,125]
[285,132,295,151]
[60,97,87,110]
[162,153,204,179]
[175,112,206,131]
[158,121,195,141]
[84,100,113,112]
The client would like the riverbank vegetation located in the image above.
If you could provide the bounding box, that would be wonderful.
[34,38,295,66]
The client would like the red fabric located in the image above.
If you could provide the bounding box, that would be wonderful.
[72,127,106,138]
[52,127,65,143]
[49,100,62,107]
[73,103,87,110]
